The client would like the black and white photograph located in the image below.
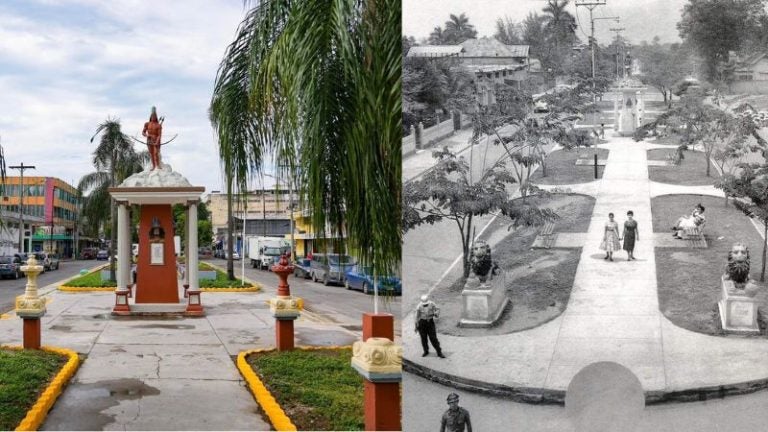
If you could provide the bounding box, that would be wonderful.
[403,0,768,431]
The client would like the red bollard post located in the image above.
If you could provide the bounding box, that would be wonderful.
[352,313,401,431]
[17,255,47,349]
[269,253,301,351]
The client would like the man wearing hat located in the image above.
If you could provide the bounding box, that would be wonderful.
[415,294,444,358]
[440,393,472,432]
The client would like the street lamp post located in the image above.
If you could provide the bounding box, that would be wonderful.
[9,163,35,254]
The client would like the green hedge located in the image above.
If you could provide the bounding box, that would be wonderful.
[200,268,253,288]
[63,270,116,287]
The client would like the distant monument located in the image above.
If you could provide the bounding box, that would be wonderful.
[719,243,760,333]
[108,106,205,316]
[460,241,507,327]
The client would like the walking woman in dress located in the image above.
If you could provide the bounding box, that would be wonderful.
[601,213,622,261]
[623,210,639,261]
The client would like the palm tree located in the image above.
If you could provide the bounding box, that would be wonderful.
[210,0,401,279]
[429,26,446,44]
[542,0,577,70]
[443,13,477,44]
[78,119,148,281]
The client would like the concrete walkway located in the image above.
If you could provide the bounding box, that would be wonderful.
[0,281,360,430]
[404,136,768,401]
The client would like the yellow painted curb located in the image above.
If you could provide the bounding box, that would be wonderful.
[0,345,80,431]
[58,286,116,292]
[200,287,260,292]
[237,346,352,431]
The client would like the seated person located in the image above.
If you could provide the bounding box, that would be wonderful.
[672,203,705,239]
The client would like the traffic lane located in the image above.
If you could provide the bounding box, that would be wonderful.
[0,260,103,313]
[204,259,401,331]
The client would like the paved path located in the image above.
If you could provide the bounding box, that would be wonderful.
[404,135,768,399]
[0,279,360,430]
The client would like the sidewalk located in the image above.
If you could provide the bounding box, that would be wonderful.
[0,280,360,430]
[404,136,768,403]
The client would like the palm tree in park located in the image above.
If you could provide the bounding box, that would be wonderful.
[542,0,578,69]
[210,0,401,278]
[444,13,477,44]
[78,119,148,281]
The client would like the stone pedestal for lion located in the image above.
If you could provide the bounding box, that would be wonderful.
[719,275,760,333]
[459,272,508,328]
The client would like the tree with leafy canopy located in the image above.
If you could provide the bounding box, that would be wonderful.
[79,119,148,282]
[443,13,478,44]
[713,114,767,206]
[210,0,401,281]
[635,90,735,177]
[542,0,578,75]
[677,0,767,83]
[634,39,694,104]
[727,163,768,281]
[494,16,523,45]
[403,148,557,278]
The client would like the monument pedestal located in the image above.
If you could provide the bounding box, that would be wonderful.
[459,273,508,328]
[718,275,760,334]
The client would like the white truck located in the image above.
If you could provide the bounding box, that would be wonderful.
[248,236,290,270]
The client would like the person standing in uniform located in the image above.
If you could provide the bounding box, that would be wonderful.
[415,294,444,358]
[440,393,472,432]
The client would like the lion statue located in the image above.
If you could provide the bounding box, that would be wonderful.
[725,242,751,288]
[470,241,499,283]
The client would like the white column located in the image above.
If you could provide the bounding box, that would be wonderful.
[116,203,128,290]
[123,207,131,287]
[184,204,190,287]
[188,202,199,291]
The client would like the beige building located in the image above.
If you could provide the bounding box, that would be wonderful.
[205,188,298,251]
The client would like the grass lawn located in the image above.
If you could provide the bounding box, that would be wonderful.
[647,149,720,186]
[531,148,609,185]
[652,194,768,336]
[63,270,116,287]
[435,193,595,336]
[0,348,67,430]
[199,267,253,288]
[247,348,363,431]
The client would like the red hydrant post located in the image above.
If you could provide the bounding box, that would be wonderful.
[352,313,401,431]
[269,252,301,351]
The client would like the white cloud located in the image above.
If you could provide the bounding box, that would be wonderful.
[0,1,251,192]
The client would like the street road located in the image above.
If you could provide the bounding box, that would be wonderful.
[0,260,103,313]
[205,258,401,336]
[404,372,768,432]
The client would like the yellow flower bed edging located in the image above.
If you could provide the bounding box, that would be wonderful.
[58,286,116,292]
[236,345,351,432]
[1,345,81,431]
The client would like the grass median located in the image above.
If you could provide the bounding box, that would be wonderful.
[0,348,67,430]
[246,348,363,431]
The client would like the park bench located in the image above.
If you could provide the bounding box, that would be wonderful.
[532,220,557,249]
[683,224,707,249]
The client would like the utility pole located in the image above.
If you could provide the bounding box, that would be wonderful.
[609,27,626,81]
[9,162,35,254]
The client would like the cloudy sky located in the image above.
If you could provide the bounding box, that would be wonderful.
[0,0,276,193]
[404,0,688,45]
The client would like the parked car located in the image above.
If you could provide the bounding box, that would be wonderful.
[198,246,213,259]
[309,253,356,286]
[344,266,401,295]
[44,253,60,270]
[293,258,312,279]
[223,250,240,260]
[0,255,24,279]
[80,248,97,260]
[20,253,47,273]
[96,249,110,260]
